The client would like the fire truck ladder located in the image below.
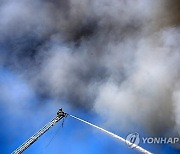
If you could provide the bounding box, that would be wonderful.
[11,109,67,154]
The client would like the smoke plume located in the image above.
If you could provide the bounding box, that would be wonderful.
[0,0,180,139]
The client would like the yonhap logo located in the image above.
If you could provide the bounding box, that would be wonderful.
[126,132,180,149]
[142,137,180,144]
[126,132,140,148]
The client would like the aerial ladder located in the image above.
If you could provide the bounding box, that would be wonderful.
[11,108,68,154]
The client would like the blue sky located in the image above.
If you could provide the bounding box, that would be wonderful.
[0,68,180,154]
[0,1,180,153]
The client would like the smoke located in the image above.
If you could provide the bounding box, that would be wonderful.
[95,29,180,134]
[0,0,180,140]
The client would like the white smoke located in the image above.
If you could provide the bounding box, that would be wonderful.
[0,0,180,140]
[95,29,180,135]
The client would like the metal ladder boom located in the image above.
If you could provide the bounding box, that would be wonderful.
[11,115,64,154]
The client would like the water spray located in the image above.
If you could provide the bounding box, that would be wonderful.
[70,114,152,154]
[11,108,152,154]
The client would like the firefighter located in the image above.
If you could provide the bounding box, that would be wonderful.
[57,108,68,117]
